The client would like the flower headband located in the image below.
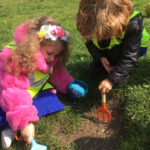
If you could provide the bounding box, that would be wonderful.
[38,25,70,41]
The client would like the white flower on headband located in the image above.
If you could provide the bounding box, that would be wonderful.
[38,25,70,41]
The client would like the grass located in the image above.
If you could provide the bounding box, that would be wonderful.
[0,0,150,150]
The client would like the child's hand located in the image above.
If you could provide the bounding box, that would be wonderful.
[20,123,35,144]
[100,57,114,73]
[98,79,113,94]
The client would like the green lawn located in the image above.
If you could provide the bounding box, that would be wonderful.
[0,0,150,150]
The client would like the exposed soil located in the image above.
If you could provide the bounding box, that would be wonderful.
[57,97,125,150]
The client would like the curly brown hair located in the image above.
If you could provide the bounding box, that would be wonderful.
[76,0,134,40]
[6,16,69,76]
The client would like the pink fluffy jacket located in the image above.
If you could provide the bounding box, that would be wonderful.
[0,24,74,131]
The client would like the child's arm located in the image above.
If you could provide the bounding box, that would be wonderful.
[107,15,143,86]
[85,40,105,63]
[0,78,39,131]
[49,61,74,94]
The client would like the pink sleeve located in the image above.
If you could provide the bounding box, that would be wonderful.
[49,62,74,94]
[1,88,39,131]
[0,71,39,131]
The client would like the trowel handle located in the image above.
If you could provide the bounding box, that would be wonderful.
[31,138,36,146]
[102,93,106,103]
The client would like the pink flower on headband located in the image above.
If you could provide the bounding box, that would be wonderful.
[56,27,63,38]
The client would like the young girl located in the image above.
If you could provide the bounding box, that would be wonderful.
[0,16,87,149]
[76,0,149,94]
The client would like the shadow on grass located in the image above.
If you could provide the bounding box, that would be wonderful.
[62,57,150,114]
[72,136,121,150]
[59,56,126,115]
[66,60,106,107]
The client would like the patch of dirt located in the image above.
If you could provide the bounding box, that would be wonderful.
[57,97,124,150]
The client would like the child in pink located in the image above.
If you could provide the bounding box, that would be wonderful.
[0,16,87,149]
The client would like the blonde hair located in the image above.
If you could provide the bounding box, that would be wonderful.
[6,16,69,76]
[76,0,134,40]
